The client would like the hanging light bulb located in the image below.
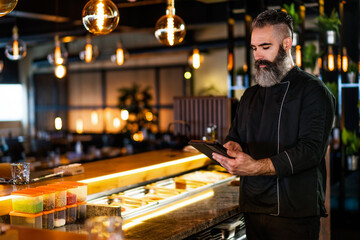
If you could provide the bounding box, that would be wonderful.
[79,35,99,63]
[0,0,18,17]
[82,0,119,35]
[76,119,84,134]
[120,109,129,121]
[318,57,322,70]
[0,60,3,74]
[342,47,348,72]
[113,117,121,128]
[55,65,66,78]
[48,35,68,65]
[55,117,62,130]
[327,46,335,72]
[5,25,26,61]
[154,0,186,46]
[295,45,301,67]
[188,48,201,69]
[337,54,341,70]
[111,41,127,66]
[91,111,99,125]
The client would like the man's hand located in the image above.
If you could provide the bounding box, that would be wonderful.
[223,141,243,152]
[212,145,276,176]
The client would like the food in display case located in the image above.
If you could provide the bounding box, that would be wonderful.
[66,204,77,224]
[11,189,43,214]
[88,170,235,219]
[42,210,55,229]
[54,207,66,227]
[40,185,67,208]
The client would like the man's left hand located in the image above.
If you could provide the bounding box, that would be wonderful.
[212,150,276,176]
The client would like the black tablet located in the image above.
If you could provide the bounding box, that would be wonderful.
[188,140,234,160]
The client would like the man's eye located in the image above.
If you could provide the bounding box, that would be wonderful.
[263,47,270,50]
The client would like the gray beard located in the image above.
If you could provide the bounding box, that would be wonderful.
[255,48,292,87]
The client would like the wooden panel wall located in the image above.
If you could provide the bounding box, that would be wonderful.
[173,96,231,143]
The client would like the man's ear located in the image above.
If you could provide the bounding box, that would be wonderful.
[282,37,292,51]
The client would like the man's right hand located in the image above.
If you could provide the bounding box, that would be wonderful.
[223,141,242,152]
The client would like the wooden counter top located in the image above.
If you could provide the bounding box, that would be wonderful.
[0,149,211,215]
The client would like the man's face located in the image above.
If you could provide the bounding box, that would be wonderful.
[251,25,291,87]
[251,25,280,63]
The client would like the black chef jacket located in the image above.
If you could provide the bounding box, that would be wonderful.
[225,66,335,218]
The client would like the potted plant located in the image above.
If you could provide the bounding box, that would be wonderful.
[283,3,303,45]
[347,62,358,83]
[316,9,341,45]
[302,43,323,74]
[342,128,360,170]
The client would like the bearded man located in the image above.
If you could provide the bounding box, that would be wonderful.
[212,10,335,240]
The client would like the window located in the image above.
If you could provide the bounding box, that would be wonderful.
[0,84,23,121]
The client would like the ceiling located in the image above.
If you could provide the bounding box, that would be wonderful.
[0,0,323,49]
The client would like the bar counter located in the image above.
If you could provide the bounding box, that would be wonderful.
[0,149,212,215]
[0,149,242,240]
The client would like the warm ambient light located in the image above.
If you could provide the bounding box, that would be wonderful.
[79,154,207,184]
[54,65,66,78]
[5,25,27,61]
[184,71,191,79]
[132,131,144,142]
[327,46,335,72]
[48,35,68,65]
[0,0,18,17]
[120,109,129,120]
[82,0,119,35]
[318,57,322,69]
[55,117,62,130]
[122,190,214,229]
[76,119,84,134]
[113,117,121,128]
[111,41,126,66]
[154,0,186,46]
[79,35,99,63]
[145,112,153,121]
[191,48,201,69]
[91,111,99,125]
[342,47,348,72]
[295,45,301,67]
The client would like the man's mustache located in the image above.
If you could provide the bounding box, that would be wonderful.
[255,60,273,69]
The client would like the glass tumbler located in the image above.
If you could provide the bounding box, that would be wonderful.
[11,162,30,185]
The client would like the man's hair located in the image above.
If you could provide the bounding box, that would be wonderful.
[252,9,294,40]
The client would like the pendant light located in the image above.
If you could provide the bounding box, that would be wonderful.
[0,0,18,17]
[54,65,66,79]
[55,117,62,130]
[295,45,301,67]
[154,0,186,46]
[188,48,201,69]
[79,35,99,63]
[82,0,119,35]
[111,41,127,66]
[327,46,335,72]
[0,60,3,74]
[5,25,27,61]
[48,35,68,65]
[342,47,348,72]
[91,111,99,125]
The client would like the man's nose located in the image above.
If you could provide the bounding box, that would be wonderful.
[253,51,263,61]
